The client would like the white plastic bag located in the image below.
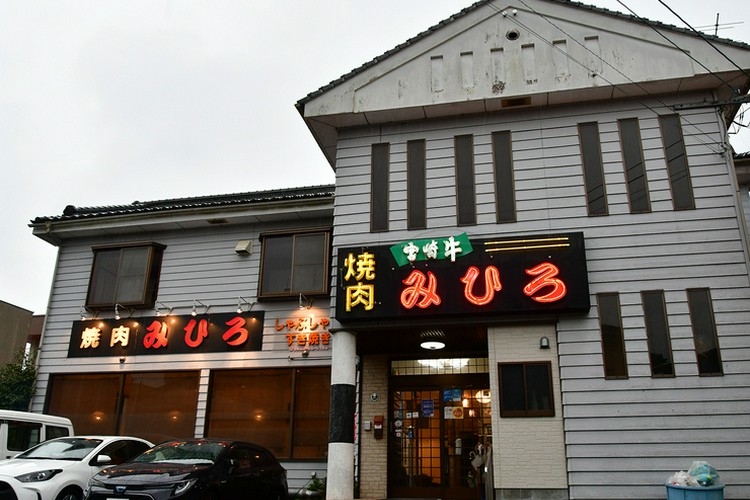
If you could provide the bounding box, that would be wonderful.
[667,470,698,487]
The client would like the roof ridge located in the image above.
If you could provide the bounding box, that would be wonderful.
[33,184,335,224]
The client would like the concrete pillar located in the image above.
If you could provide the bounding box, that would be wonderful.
[326,329,356,500]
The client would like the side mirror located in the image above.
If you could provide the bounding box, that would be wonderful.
[95,454,112,466]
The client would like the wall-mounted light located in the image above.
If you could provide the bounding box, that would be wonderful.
[288,349,313,362]
[236,297,253,314]
[114,303,134,320]
[420,329,446,350]
[191,299,210,317]
[299,293,314,310]
[80,306,90,321]
[155,301,173,317]
[540,336,551,349]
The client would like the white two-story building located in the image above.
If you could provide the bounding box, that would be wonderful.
[295,0,750,499]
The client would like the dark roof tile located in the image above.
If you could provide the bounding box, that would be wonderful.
[32,184,335,224]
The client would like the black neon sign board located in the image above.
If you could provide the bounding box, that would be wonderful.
[336,232,590,322]
[68,312,264,358]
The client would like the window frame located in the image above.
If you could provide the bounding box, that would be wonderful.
[370,143,390,232]
[492,130,516,223]
[618,118,651,213]
[407,139,427,230]
[206,367,331,460]
[85,242,166,310]
[46,371,200,444]
[258,228,331,299]
[454,134,477,226]
[578,122,608,216]
[641,290,675,377]
[686,288,723,376]
[659,114,695,210]
[597,292,629,379]
[498,361,555,418]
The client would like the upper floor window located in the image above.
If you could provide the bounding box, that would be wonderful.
[371,143,390,232]
[407,139,427,230]
[659,114,695,210]
[86,242,165,309]
[597,292,628,379]
[259,230,330,298]
[455,134,477,226]
[578,122,608,216]
[642,290,674,377]
[618,118,651,213]
[687,288,723,376]
[492,130,516,223]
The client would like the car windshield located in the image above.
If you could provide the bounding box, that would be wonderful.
[133,441,224,465]
[17,438,103,461]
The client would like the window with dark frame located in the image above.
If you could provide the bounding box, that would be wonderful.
[618,118,651,213]
[259,230,330,298]
[659,114,695,210]
[407,139,427,229]
[597,293,628,379]
[498,362,554,417]
[46,371,200,445]
[686,288,723,376]
[455,134,477,226]
[492,130,516,223]
[206,367,331,460]
[642,290,675,377]
[578,122,608,215]
[371,143,390,232]
[86,242,165,309]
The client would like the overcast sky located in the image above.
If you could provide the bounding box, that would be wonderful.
[2,0,749,315]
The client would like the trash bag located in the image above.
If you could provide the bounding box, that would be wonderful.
[667,470,698,487]
[687,461,720,486]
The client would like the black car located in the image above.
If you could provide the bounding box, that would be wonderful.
[84,438,288,500]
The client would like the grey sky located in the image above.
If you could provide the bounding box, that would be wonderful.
[2,0,748,315]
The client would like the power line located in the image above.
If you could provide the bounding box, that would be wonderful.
[656,0,750,83]
[615,0,738,95]
[501,0,728,156]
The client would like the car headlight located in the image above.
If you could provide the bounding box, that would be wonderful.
[15,469,62,482]
[172,478,198,497]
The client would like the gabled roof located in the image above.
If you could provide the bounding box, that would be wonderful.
[297,0,750,109]
[296,0,750,167]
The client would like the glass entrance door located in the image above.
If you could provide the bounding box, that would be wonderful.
[389,383,491,499]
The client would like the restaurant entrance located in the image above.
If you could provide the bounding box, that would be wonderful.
[388,359,491,500]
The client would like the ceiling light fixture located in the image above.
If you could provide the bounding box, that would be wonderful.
[419,329,446,350]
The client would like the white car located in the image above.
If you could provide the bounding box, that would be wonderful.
[0,435,153,500]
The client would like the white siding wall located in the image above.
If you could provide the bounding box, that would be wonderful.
[332,95,750,499]
[32,218,331,491]
[488,324,567,491]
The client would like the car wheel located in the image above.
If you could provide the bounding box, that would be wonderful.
[56,488,82,500]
